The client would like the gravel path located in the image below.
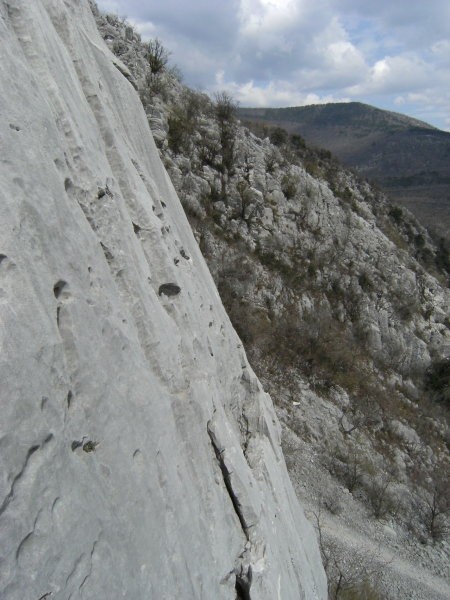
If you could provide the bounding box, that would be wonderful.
[312,505,450,600]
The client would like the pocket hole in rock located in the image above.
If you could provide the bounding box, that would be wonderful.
[53,280,67,299]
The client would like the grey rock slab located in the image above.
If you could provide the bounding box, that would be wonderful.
[0,1,326,599]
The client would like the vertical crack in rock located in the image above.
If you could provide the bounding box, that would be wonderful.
[235,566,252,600]
[207,422,253,600]
[239,410,251,460]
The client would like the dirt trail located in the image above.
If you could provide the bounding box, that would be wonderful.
[311,505,450,600]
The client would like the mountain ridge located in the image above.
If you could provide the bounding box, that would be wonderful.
[238,102,450,238]
[239,101,438,133]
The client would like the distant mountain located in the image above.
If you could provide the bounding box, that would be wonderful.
[238,102,450,238]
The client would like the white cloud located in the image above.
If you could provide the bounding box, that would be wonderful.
[239,0,301,37]
[97,0,122,11]
[209,77,349,108]
[347,54,433,96]
[96,0,450,129]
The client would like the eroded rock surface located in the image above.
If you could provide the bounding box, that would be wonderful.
[0,1,326,598]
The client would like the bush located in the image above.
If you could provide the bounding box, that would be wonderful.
[281,173,299,199]
[435,237,450,274]
[270,127,288,146]
[290,133,306,150]
[414,233,425,248]
[366,476,396,519]
[388,206,403,224]
[144,38,170,74]
[167,90,206,155]
[358,272,374,292]
[112,38,127,56]
[318,148,332,160]
[214,91,238,175]
[425,357,450,405]
[304,159,320,178]
[167,109,187,154]
[313,511,386,600]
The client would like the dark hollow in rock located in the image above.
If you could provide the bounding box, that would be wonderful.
[180,248,190,260]
[133,222,141,234]
[0,254,7,265]
[100,242,114,262]
[235,566,252,600]
[53,280,67,299]
[97,187,106,198]
[158,283,181,297]
[83,440,99,453]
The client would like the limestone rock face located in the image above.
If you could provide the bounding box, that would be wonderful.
[0,1,326,599]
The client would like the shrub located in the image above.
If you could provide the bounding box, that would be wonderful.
[414,460,450,541]
[214,91,238,175]
[414,233,425,248]
[358,272,374,292]
[366,476,396,519]
[112,38,127,56]
[435,237,450,274]
[313,510,386,600]
[144,38,170,74]
[270,127,288,146]
[318,148,332,160]
[388,206,403,224]
[167,90,206,155]
[425,357,450,405]
[304,159,320,178]
[281,173,299,199]
[290,133,306,150]
[167,108,188,154]
[265,149,279,173]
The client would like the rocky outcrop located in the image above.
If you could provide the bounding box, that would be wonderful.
[0,1,326,599]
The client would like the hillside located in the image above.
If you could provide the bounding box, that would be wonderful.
[238,103,450,239]
[93,9,450,600]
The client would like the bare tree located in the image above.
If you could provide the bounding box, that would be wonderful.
[311,509,387,599]
[213,91,238,195]
[415,460,450,541]
[144,38,170,74]
[366,474,396,519]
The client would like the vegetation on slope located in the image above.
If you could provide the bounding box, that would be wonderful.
[238,103,450,240]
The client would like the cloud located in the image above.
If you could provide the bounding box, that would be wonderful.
[96,0,122,12]
[347,54,432,95]
[331,0,450,45]
[239,0,301,35]
[212,74,350,107]
[96,0,450,129]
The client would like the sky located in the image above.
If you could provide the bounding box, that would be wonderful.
[96,0,450,131]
